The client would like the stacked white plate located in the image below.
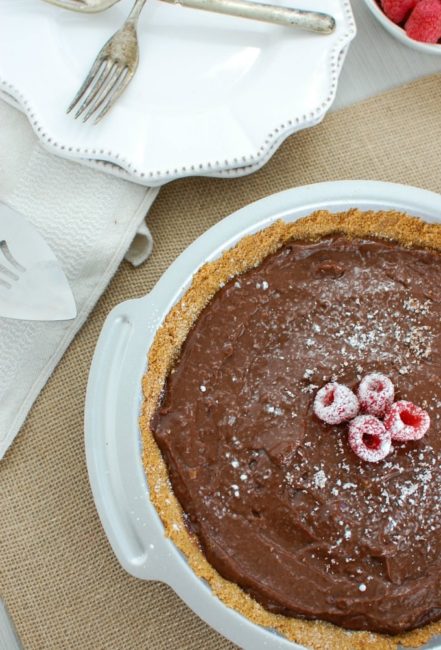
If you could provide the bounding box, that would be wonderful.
[0,0,355,186]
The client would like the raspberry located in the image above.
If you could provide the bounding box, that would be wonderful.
[313,383,359,425]
[348,415,392,463]
[384,400,430,441]
[405,0,441,42]
[381,0,418,23]
[357,372,394,417]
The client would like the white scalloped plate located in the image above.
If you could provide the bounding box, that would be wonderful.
[0,0,355,186]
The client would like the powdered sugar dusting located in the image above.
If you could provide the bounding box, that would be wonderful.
[156,236,441,614]
[313,469,327,489]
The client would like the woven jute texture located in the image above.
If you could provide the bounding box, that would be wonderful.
[1,73,441,650]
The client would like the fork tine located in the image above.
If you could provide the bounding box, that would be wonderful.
[67,56,105,114]
[83,66,127,123]
[93,68,129,123]
[0,263,18,282]
[74,59,113,119]
[81,64,121,122]
[68,0,142,123]
[0,241,25,272]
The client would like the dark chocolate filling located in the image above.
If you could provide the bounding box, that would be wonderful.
[151,236,441,635]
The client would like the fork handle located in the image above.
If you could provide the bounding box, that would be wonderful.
[127,0,148,23]
[159,0,335,33]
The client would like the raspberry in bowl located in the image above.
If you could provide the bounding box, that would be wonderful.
[363,0,441,53]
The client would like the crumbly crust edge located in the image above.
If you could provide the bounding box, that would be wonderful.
[140,209,441,650]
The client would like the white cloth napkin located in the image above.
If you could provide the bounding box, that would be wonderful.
[0,97,159,459]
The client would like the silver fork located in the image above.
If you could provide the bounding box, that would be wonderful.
[67,0,146,123]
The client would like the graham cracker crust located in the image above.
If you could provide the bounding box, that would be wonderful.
[140,209,441,650]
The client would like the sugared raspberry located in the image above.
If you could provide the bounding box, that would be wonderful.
[405,0,441,42]
[357,373,394,417]
[348,415,392,463]
[384,400,430,441]
[381,0,418,23]
[313,383,359,425]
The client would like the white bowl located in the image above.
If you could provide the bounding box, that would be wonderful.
[362,0,441,54]
[85,180,441,649]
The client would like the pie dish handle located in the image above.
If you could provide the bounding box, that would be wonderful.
[85,296,172,583]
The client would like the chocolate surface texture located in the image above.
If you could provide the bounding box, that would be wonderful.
[151,236,441,635]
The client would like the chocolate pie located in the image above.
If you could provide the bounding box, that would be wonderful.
[141,209,441,650]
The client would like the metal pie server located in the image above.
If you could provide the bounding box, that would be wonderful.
[0,203,77,321]
[0,600,23,650]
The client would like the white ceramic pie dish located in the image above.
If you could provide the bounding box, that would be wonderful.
[85,180,441,649]
[0,0,355,186]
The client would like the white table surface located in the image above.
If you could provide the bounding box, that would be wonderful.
[335,0,441,111]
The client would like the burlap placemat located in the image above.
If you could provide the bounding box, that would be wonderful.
[1,73,441,650]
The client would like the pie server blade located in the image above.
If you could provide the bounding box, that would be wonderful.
[0,203,77,321]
